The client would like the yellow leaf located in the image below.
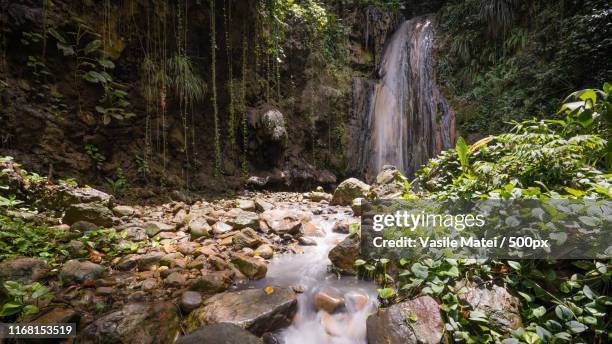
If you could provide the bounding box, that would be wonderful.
[264,286,274,295]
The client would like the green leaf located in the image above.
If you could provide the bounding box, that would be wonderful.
[507,261,521,271]
[21,304,40,316]
[531,306,546,318]
[411,262,429,279]
[565,320,587,333]
[0,302,23,316]
[377,287,395,300]
[555,304,573,321]
[48,28,67,44]
[84,39,102,54]
[456,137,469,169]
[354,259,366,267]
[98,59,115,69]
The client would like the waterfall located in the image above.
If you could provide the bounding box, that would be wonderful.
[349,17,455,181]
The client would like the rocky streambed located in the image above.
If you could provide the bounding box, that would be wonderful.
[0,158,377,344]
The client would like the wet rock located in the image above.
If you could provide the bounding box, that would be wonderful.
[231,253,267,279]
[63,202,114,227]
[160,252,186,268]
[164,271,187,288]
[137,252,165,271]
[113,205,136,217]
[185,287,298,336]
[177,323,262,344]
[188,218,211,238]
[180,291,203,313]
[141,278,158,291]
[331,178,371,206]
[328,233,360,275]
[254,198,274,212]
[254,244,274,259]
[370,165,405,199]
[177,242,199,256]
[345,291,370,312]
[298,237,317,246]
[76,302,180,344]
[62,240,87,257]
[122,226,148,241]
[302,222,325,237]
[232,228,263,249]
[189,270,233,294]
[259,209,304,235]
[332,218,359,234]
[144,221,176,237]
[117,254,141,271]
[309,191,332,202]
[231,211,260,230]
[366,296,444,344]
[31,306,79,324]
[456,280,521,332]
[70,220,98,232]
[351,198,364,216]
[59,260,105,284]
[314,287,344,313]
[237,199,257,211]
[212,221,233,235]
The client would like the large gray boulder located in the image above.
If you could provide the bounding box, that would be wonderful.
[367,296,444,344]
[76,302,180,344]
[185,287,298,336]
[328,233,360,275]
[259,209,308,235]
[59,260,105,283]
[176,323,262,344]
[331,178,371,205]
[63,202,114,227]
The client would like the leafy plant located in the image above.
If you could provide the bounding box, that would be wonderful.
[105,168,129,195]
[84,144,105,170]
[0,281,53,321]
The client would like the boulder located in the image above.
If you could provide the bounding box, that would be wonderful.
[230,211,260,230]
[144,221,176,237]
[112,205,136,217]
[57,187,113,208]
[63,202,113,227]
[180,291,203,313]
[232,228,263,249]
[185,287,298,336]
[331,178,371,206]
[254,244,274,259]
[231,253,267,280]
[370,165,405,199]
[137,252,165,271]
[254,198,274,212]
[212,221,233,235]
[76,302,180,344]
[309,191,332,202]
[298,237,317,246]
[176,323,262,344]
[456,280,521,332]
[259,209,305,235]
[314,287,344,313]
[328,233,360,275]
[188,218,211,238]
[164,271,187,288]
[59,260,105,284]
[332,218,359,234]
[70,220,98,232]
[189,270,233,294]
[236,199,257,211]
[366,296,444,344]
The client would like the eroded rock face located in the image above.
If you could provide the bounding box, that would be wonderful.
[331,178,371,206]
[366,296,444,344]
[328,233,360,275]
[185,288,298,336]
[176,323,262,344]
[76,302,180,344]
[456,280,522,333]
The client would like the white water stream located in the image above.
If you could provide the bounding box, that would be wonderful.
[247,203,378,344]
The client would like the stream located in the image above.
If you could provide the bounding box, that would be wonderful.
[246,201,378,344]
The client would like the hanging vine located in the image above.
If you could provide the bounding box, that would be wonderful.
[210,0,222,177]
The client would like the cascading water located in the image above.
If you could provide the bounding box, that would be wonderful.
[349,16,455,181]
